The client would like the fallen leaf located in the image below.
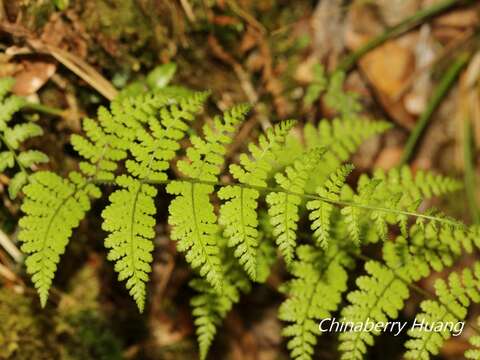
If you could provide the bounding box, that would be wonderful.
[12,60,57,96]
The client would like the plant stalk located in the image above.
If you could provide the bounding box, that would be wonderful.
[463,118,480,223]
[23,102,65,117]
[337,0,472,72]
[400,52,470,165]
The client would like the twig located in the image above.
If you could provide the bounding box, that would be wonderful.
[337,0,473,72]
[0,229,22,263]
[0,22,118,101]
[179,0,196,22]
[0,262,18,282]
[400,52,470,165]
[463,118,479,223]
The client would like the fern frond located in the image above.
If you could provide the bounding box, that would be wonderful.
[341,178,381,245]
[168,104,249,290]
[190,236,251,360]
[465,318,480,359]
[0,78,25,127]
[266,148,323,264]
[20,90,194,306]
[0,78,48,198]
[279,244,354,360]
[372,166,462,203]
[277,118,390,191]
[219,120,295,279]
[18,171,100,306]
[101,176,156,311]
[324,71,362,118]
[307,164,354,248]
[405,263,480,359]
[338,241,430,360]
[102,91,209,310]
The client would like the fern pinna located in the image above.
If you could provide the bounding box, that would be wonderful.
[0,78,48,199]
[9,72,480,360]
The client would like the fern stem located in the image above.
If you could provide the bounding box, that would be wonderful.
[23,102,65,117]
[336,0,472,72]
[464,119,480,223]
[400,52,470,165]
[93,177,462,228]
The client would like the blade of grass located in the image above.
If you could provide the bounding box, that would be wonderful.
[400,52,471,165]
[464,118,480,223]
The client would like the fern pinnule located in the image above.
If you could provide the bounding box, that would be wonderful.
[338,238,432,360]
[190,238,251,360]
[18,171,100,306]
[307,163,353,248]
[168,104,249,290]
[0,78,48,198]
[219,120,295,279]
[279,244,354,360]
[465,318,480,359]
[266,147,323,264]
[102,175,156,312]
[405,263,480,359]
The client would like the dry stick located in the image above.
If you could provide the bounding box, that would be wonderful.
[336,0,473,72]
[0,229,22,263]
[464,119,480,223]
[400,53,470,165]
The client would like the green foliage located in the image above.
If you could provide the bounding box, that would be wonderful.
[0,288,59,359]
[168,104,250,292]
[10,71,479,360]
[324,71,362,118]
[466,317,480,359]
[19,171,99,306]
[0,77,48,198]
[266,148,323,264]
[304,63,327,107]
[102,90,209,311]
[190,237,251,360]
[219,120,295,279]
[405,263,480,359]
[307,164,354,248]
[279,243,354,360]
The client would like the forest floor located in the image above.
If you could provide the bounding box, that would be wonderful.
[1,0,480,359]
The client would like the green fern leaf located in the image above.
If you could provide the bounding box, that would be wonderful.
[0,78,25,127]
[102,175,156,312]
[465,317,480,359]
[266,148,323,264]
[102,91,209,310]
[0,77,47,198]
[4,123,43,149]
[219,120,295,279]
[405,263,480,359]
[339,253,429,360]
[190,239,251,360]
[18,171,100,306]
[307,164,353,248]
[168,104,249,290]
[280,244,354,360]
[8,172,28,199]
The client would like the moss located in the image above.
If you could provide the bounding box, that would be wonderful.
[0,288,59,360]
